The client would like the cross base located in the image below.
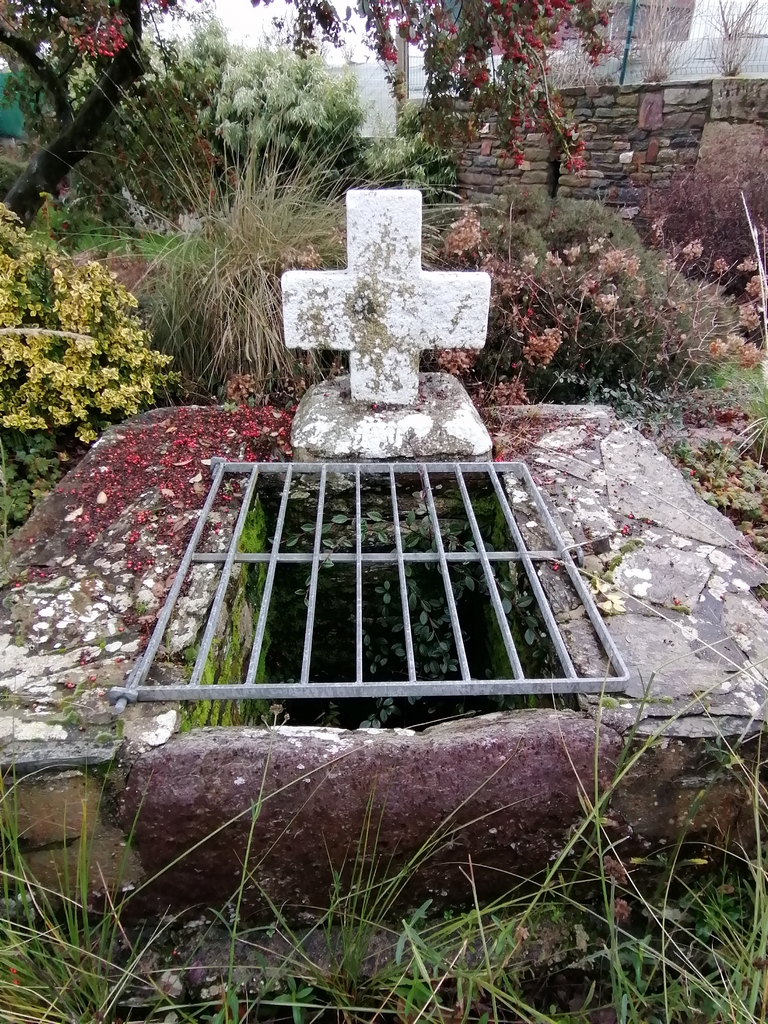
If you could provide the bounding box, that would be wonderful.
[291,373,493,462]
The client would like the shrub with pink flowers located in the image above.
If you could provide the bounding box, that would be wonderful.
[438,189,749,405]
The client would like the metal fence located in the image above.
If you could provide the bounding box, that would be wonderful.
[405,34,768,94]
[331,61,397,136]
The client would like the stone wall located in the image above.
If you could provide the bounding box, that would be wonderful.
[459,77,768,210]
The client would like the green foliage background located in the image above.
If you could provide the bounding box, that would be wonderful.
[8,20,454,226]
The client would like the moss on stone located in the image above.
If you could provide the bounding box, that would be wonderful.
[181,499,271,730]
[663,602,691,615]
[240,498,271,725]
[482,602,513,680]
[605,537,644,576]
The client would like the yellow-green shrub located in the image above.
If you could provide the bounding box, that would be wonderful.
[0,204,171,442]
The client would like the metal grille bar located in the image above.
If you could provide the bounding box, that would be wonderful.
[485,466,579,679]
[454,468,524,680]
[189,465,260,689]
[191,550,560,563]
[356,466,364,685]
[109,460,630,708]
[420,465,471,682]
[244,464,293,687]
[389,465,417,684]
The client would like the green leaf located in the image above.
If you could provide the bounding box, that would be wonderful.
[410,898,433,925]
[395,928,408,965]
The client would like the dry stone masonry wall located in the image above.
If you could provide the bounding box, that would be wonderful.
[459,77,768,211]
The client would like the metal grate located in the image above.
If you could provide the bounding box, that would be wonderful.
[109,461,630,710]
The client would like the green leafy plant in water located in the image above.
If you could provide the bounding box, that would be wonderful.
[364,567,460,685]
[360,696,401,729]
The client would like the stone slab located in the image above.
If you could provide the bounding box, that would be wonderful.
[600,596,768,732]
[502,408,768,733]
[121,713,622,915]
[663,86,711,107]
[10,772,99,847]
[0,736,121,773]
[612,542,714,607]
[638,92,663,130]
[601,427,744,546]
[291,372,492,461]
[711,78,768,122]
[611,731,754,843]
[722,593,768,677]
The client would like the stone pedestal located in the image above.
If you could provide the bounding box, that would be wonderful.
[290,372,492,462]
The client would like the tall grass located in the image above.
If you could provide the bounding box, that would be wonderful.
[145,150,347,397]
[735,198,768,462]
[1,708,767,1024]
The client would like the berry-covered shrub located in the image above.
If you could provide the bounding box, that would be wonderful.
[0,204,171,442]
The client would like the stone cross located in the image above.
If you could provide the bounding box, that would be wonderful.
[281,189,491,405]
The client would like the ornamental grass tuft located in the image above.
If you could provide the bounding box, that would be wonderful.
[145,150,346,396]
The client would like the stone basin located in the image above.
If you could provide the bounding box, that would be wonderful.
[1,404,766,918]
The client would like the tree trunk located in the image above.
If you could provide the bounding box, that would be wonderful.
[4,18,143,227]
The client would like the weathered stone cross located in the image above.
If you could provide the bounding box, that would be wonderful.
[282,189,491,405]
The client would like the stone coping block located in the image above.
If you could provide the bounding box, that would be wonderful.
[291,372,492,461]
[120,714,621,914]
[118,713,755,918]
[711,78,768,122]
